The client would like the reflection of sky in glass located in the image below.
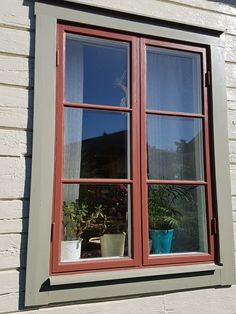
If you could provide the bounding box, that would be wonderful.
[64,108,128,144]
[147,48,201,113]
[83,45,128,106]
[147,115,202,151]
[65,34,129,107]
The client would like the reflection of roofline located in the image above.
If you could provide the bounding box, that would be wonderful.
[66,130,126,146]
[82,130,126,143]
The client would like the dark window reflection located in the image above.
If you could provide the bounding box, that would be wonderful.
[64,108,129,179]
[147,115,204,180]
[65,34,129,107]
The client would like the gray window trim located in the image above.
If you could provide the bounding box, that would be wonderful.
[61,0,227,34]
[49,264,223,286]
[25,0,235,308]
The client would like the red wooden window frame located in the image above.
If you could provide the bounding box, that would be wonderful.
[140,39,215,266]
[50,24,215,275]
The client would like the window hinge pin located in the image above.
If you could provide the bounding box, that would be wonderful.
[56,49,59,67]
[211,217,217,235]
[205,70,211,87]
[51,223,55,241]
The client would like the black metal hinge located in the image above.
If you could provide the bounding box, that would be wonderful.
[211,218,217,235]
[56,49,59,67]
[51,223,55,242]
[205,70,211,87]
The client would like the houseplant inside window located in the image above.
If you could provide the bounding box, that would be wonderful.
[61,200,106,261]
[148,185,191,254]
[89,184,128,257]
[61,184,128,261]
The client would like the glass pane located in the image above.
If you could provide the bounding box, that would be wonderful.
[64,108,130,179]
[65,34,130,107]
[147,115,204,180]
[147,47,202,113]
[148,185,208,255]
[61,184,131,262]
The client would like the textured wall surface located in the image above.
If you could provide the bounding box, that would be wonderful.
[0,0,235,313]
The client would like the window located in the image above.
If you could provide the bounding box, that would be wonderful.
[26,1,235,307]
[51,24,215,274]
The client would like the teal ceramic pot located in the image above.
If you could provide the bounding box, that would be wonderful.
[150,229,174,254]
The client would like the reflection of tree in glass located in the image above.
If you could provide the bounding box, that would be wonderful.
[174,139,192,179]
[170,186,205,253]
[176,187,204,252]
[115,70,127,106]
[148,133,201,180]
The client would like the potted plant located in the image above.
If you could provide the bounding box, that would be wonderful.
[89,184,128,257]
[100,184,128,257]
[98,214,126,257]
[89,208,127,257]
[148,185,190,254]
[61,200,105,261]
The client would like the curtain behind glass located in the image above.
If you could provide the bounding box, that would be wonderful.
[147,49,201,113]
[146,48,207,251]
[64,38,83,202]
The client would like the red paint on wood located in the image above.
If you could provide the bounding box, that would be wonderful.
[51,24,216,275]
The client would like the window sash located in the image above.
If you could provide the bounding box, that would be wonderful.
[51,24,141,273]
[140,38,214,265]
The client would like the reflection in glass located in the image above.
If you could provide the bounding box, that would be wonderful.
[148,185,208,255]
[65,34,130,107]
[147,115,204,180]
[64,108,130,179]
[147,48,202,113]
[60,184,131,262]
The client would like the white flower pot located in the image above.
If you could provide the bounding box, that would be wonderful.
[61,239,82,262]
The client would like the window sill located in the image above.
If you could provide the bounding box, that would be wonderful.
[50,263,223,286]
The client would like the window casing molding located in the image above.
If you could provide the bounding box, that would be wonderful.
[25,0,235,307]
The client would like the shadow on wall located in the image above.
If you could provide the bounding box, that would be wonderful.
[208,0,236,6]
[19,0,35,310]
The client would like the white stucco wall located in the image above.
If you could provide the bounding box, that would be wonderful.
[0,0,235,313]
